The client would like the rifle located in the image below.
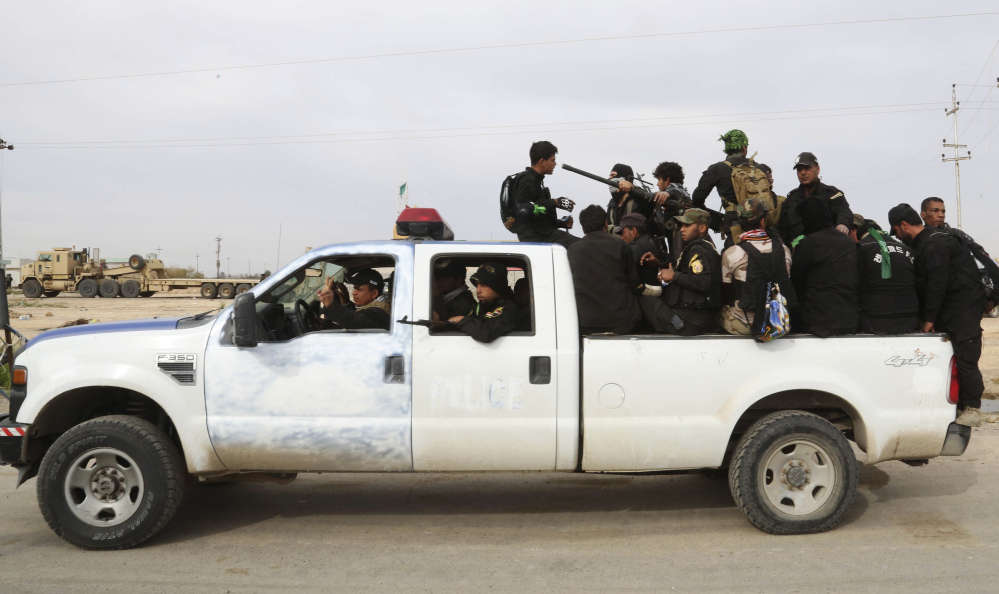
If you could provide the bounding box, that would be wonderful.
[397,315,448,328]
[561,163,658,203]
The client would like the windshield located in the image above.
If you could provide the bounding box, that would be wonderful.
[260,261,345,310]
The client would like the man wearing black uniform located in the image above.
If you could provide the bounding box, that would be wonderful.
[317,269,391,330]
[639,208,721,335]
[778,152,854,247]
[855,219,918,334]
[616,212,664,286]
[508,141,578,248]
[568,205,644,335]
[790,200,859,337]
[448,262,520,343]
[606,163,651,234]
[432,260,476,320]
[691,129,755,242]
[889,204,986,427]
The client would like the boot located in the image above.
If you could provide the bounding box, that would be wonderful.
[955,407,982,428]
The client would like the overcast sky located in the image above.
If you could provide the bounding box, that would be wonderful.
[1,1,998,276]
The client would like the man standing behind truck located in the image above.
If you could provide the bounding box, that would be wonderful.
[889,204,986,427]
[506,141,579,248]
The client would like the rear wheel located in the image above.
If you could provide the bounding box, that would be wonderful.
[728,410,857,535]
[199,283,217,299]
[22,279,43,298]
[121,280,142,299]
[235,283,251,294]
[128,254,146,270]
[36,416,186,550]
[77,278,99,298]
[217,283,235,299]
[99,279,120,298]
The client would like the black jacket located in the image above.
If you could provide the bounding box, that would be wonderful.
[665,236,722,329]
[568,231,643,333]
[777,182,854,245]
[791,227,859,337]
[510,167,559,237]
[910,227,986,342]
[433,288,477,320]
[455,297,519,343]
[857,232,918,334]
[627,233,664,286]
[323,301,391,330]
[691,153,751,211]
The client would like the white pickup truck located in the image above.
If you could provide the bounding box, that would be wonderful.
[0,210,971,550]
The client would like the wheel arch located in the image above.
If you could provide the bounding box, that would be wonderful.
[725,389,868,466]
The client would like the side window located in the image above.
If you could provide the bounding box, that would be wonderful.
[56,255,61,263]
[252,254,396,343]
[429,255,534,335]
[38,254,51,262]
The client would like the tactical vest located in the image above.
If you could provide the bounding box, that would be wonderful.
[736,237,797,311]
[666,239,721,310]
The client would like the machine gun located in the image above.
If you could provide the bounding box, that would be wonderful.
[561,163,687,265]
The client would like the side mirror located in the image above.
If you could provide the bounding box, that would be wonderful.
[233,292,257,347]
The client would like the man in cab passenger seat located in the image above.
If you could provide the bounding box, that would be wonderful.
[317,268,391,330]
[448,262,520,343]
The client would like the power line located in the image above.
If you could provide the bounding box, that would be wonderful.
[14,102,951,147]
[2,12,997,88]
[13,107,947,150]
[957,39,999,136]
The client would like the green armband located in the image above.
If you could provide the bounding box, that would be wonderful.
[791,235,805,249]
[533,204,548,216]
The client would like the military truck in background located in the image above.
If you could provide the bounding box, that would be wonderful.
[19,248,260,299]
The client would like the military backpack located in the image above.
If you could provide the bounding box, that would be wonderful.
[724,156,779,241]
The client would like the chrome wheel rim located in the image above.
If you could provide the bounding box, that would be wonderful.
[63,448,145,527]
[760,439,835,516]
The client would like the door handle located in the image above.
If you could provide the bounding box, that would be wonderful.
[529,356,551,384]
[384,356,405,384]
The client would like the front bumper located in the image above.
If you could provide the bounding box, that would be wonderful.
[939,422,971,456]
[0,414,29,465]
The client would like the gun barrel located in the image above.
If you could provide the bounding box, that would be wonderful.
[561,163,655,201]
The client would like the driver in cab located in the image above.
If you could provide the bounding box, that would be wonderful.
[317,268,391,330]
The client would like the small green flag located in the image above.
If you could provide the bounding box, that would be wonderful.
[399,182,407,197]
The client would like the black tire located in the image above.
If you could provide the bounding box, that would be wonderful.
[199,283,217,299]
[121,280,142,298]
[139,291,155,298]
[43,290,62,297]
[235,283,251,294]
[77,278,99,298]
[217,283,235,299]
[21,279,43,298]
[99,279,121,298]
[36,416,186,550]
[128,254,146,270]
[728,410,857,535]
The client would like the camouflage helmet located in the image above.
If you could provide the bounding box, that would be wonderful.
[675,208,712,226]
[735,198,769,221]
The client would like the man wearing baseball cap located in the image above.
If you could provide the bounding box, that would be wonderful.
[777,151,854,247]
[639,208,722,335]
[318,268,391,330]
[616,212,663,286]
[447,262,520,343]
[888,203,986,427]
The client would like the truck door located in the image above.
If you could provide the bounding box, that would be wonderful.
[410,245,559,471]
[203,243,415,472]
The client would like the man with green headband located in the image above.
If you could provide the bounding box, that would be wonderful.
[855,218,918,334]
[691,129,766,244]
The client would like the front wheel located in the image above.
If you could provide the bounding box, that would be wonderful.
[728,410,857,535]
[37,416,186,550]
[22,279,43,298]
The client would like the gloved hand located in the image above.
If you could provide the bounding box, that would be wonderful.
[556,197,575,212]
[559,215,574,230]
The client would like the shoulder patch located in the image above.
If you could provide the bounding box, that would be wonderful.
[690,254,704,274]
[485,307,504,319]
[829,191,844,200]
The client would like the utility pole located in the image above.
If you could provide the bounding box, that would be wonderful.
[943,84,972,229]
[155,246,162,260]
[214,235,222,279]
[226,257,230,277]
[195,253,199,274]
[0,136,16,365]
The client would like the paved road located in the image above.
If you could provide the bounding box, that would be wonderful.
[2,424,998,593]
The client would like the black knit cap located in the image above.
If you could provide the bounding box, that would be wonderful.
[887,203,921,231]
[469,262,509,295]
[611,163,634,181]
